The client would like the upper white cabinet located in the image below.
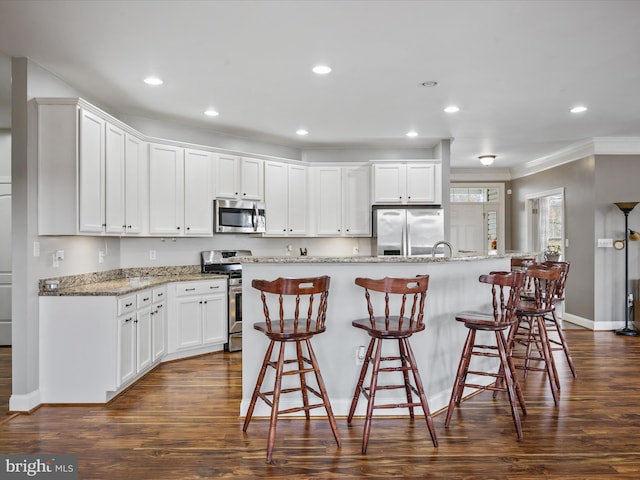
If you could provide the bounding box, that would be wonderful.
[38,99,145,236]
[313,165,370,236]
[123,134,147,234]
[149,145,213,236]
[372,161,442,205]
[264,161,307,235]
[215,155,264,201]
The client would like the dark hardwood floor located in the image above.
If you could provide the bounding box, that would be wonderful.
[1,330,640,478]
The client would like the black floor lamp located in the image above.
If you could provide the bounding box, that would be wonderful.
[614,202,639,336]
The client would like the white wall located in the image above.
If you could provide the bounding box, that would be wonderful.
[0,129,10,179]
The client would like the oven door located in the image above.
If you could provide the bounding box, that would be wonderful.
[227,282,243,352]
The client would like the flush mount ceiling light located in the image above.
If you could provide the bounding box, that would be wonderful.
[444,105,460,113]
[204,109,219,117]
[406,131,418,138]
[143,76,163,86]
[479,155,496,166]
[296,129,309,136]
[312,65,331,74]
[570,105,588,113]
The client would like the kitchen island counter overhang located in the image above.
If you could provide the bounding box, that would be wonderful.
[239,254,509,418]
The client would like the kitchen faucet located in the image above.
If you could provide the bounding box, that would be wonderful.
[432,241,453,257]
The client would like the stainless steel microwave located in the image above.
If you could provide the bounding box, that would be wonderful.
[214,199,266,233]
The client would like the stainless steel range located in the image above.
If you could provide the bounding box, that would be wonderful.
[200,249,252,352]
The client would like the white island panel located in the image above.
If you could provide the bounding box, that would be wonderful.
[240,255,509,417]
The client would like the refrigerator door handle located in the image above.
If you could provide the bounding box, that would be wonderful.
[406,223,411,256]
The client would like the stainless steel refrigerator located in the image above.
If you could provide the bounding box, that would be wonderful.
[373,206,445,256]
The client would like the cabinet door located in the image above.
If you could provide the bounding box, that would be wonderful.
[287,164,308,235]
[117,313,136,387]
[124,134,145,234]
[136,305,153,372]
[215,154,240,199]
[149,144,184,235]
[264,161,288,234]
[373,164,406,204]
[240,157,264,200]
[78,108,106,233]
[105,123,126,234]
[315,167,342,235]
[175,297,203,350]
[406,163,437,203]
[184,149,213,235]
[343,166,371,235]
[202,294,227,345]
[152,300,166,363]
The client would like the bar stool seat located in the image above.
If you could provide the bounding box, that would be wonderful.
[445,271,527,440]
[242,275,341,463]
[347,275,438,453]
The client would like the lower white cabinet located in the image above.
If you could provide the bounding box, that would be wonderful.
[168,280,227,355]
[38,281,221,404]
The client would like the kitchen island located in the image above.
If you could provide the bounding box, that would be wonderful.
[239,254,510,418]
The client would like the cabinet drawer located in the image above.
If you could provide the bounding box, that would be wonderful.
[153,287,167,303]
[118,295,137,315]
[137,290,153,308]
[175,280,226,297]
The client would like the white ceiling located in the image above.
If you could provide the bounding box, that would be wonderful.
[0,0,639,169]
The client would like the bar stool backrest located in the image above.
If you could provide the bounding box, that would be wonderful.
[478,271,526,325]
[541,261,570,301]
[354,275,429,330]
[524,265,563,310]
[251,276,330,334]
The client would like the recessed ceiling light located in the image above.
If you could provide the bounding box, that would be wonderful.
[312,65,332,75]
[444,105,460,113]
[570,105,588,113]
[420,81,439,87]
[296,129,309,136]
[406,131,418,138]
[204,109,219,117]
[143,76,163,86]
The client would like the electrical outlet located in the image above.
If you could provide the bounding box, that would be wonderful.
[355,345,366,365]
[98,251,105,264]
[597,238,613,248]
[353,246,359,255]
[149,250,157,260]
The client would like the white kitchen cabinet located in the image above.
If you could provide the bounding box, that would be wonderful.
[168,280,227,355]
[123,134,147,234]
[313,165,370,236]
[116,290,154,388]
[151,287,167,364]
[372,161,442,205]
[264,161,308,235]
[117,309,136,387]
[149,145,213,236]
[37,99,147,236]
[215,155,264,201]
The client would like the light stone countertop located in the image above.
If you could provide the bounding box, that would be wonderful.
[237,253,505,264]
[39,266,226,296]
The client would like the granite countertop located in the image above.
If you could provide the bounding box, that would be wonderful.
[39,266,226,297]
[237,253,506,264]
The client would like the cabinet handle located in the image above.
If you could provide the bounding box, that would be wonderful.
[143,297,150,302]
[128,225,132,229]
[125,302,133,307]
[125,317,133,323]
[199,301,203,304]
[203,301,207,304]
[186,227,191,231]
[157,304,163,309]
[134,319,138,323]
[209,285,219,289]
[157,293,164,297]
[177,226,181,230]
[185,288,196,292]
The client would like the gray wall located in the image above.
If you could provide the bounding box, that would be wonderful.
[510,157,595,321]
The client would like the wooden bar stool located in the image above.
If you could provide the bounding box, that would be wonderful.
[541,261,576,378]
[445,271,527,440]
[347,275,438,453]
[242,276,341,463]
[508,264,563,405]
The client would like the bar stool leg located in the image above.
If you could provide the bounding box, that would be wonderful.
[243,340,275,432]
[549,310,577,377]
[266,342,286,464]
[296,341,311,420]
[403,338,438,447]
[398,338,415,418]
[495,330,524,440]
[535,317,560,405]
[361,338,383,454]
[347,338,375,423]
[445,329,476,427]
[304,339,342,447]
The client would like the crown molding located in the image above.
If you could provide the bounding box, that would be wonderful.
[510,137,640,179]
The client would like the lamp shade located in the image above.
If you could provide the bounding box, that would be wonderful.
[478,155,496,166]
[614,202,639,214]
